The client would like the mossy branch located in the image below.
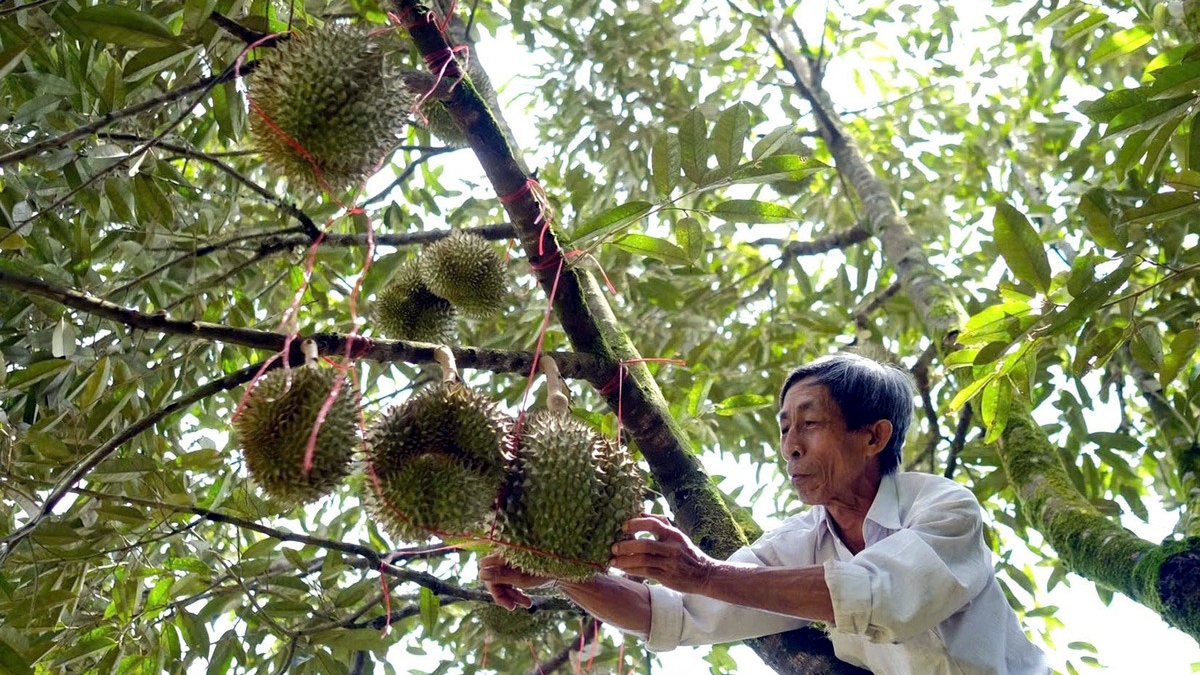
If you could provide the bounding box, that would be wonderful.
[999,411,1200,640]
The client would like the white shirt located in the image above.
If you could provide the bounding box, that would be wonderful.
[639,472,1049,675]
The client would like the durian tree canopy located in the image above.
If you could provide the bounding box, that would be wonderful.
[1,1,1200,675]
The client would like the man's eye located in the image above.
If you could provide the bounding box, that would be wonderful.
[780,427,790,436]
[804,421,819,427]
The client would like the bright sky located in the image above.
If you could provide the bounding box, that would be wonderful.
[364,2,1200,672]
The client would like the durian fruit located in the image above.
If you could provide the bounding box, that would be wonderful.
[470,602,560,642]
[374,260,456,342]
[247,25,412,194]
[420,230,507,319]
[363,376,513,542]
[234,366,358,504]
[494,409,643,582]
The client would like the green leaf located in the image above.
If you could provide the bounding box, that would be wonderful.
[1046,259,1135,334]
[569,200,653,243]
[652,133,681,197]
[1078,88,1148,124]
[673,216,705,262]
[678,108,711,184]
[418,587,440,635]
[992,202,1051,294]
[6,358,70,389]
[1130,324,1164,372]
[714,393,774,416]
[1087,26,1152,66]
[612,233,691,266]
[0,44,28,82]
[0,639,31,675]
[1078,188,1126,250]
[1161,329,1200,386]
[73,5,178,48]
[1123,191,1200,225]
[981,378,1013,444]
[712,103,751,173]
[948,374,995,413]
[730,155,826,184]
[710,199,796,223]
[1164,170,1200,193]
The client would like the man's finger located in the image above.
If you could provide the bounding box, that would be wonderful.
[622,516,681,540]
[611,537,673,557]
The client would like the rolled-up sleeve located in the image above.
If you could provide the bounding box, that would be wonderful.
[644,544,810,652]
[824,490,992,643]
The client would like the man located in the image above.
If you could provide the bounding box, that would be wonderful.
[481,353,1049,674]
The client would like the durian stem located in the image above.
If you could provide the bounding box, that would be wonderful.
[434,345,459,383]
[301,339,319,366]
[540,356,569,413]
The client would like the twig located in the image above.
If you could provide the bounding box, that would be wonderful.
[910,344,941,473]
[0,0,56,18]
[944,403,973,479]
[753,224,869,257]
[0,360,269,563]
[362,146,461,207]
[209,11,286,46]
[853,279,903,334]
[97,131,320,237]
[531,617,600,675]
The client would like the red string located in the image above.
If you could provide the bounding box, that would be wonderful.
[379,563,393,634]
[586,620,599,670]
[529,642,545,675]
[515,256,565,436]
[564,249,617,294]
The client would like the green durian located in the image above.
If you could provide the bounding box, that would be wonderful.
[247,25,412,194]
[374,260,457,342]
[495,410,643,581]
[470,602,560,642]
[234,366,358,504]
[363,381,513,542]
[420,230,507,319]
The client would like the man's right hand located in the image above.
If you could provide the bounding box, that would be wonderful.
[478,553,551,610]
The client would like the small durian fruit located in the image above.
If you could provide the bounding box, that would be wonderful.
[234,366,358,504]
[363,380,512,542]
[247,25,411,194]
[495,410,643,582]
[470,602,559,642]
[420,230,507,319]
[374,260,457,342]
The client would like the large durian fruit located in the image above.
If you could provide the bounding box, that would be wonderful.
[234,366,358,504]
[246,24,411,194]
[494,410,643,581]
[374,259,456,342]
[364,381,512,542]
[420,230,507,319]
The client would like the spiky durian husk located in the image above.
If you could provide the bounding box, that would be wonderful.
[247,25,411,194]
[420,230,507,319]
[363,382,512,542]
[234,367,358,504]
[495,410,643,581]
[470,602,559,642]
[374,260,456,342]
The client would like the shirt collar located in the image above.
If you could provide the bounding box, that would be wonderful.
[813,473,903,547]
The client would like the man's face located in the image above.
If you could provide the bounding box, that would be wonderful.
[777,380,878,505]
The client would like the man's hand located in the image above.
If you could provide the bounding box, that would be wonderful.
[478,553,551,610]
[610,514,720,595]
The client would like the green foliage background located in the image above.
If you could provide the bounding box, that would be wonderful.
[1,0,1199,673]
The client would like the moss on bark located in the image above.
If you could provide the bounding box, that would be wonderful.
[1000,408,1200,641]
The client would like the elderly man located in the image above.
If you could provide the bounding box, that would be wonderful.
[481,353,1048,674]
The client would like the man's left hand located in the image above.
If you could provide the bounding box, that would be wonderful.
[610,514,720,595]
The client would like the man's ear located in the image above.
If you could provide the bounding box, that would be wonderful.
[862,419,893,458]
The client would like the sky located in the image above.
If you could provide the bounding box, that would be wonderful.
[357,1,1200,672]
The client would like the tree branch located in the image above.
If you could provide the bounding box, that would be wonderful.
[532,616,600,675]
[0,266,603,379]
